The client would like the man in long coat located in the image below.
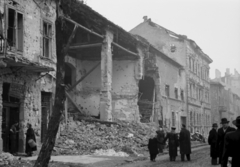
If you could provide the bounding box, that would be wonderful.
[208,123,218,165]
[217,118,235,165]
[179,124,191,161]
[164,127,179,161]
[222,116,240,167]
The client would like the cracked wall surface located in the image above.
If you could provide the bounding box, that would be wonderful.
[0,0,56,152]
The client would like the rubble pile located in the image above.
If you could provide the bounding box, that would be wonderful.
[0,153,15,166]
[54,119,158,156]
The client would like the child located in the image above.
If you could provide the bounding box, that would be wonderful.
[148,136,159,162]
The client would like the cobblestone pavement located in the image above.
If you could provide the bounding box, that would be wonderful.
[120,146,216,167]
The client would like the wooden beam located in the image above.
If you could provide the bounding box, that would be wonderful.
[64,25,78,54]
[69,43,102,50]
[67,62,100,92]
[62,16,139,58]
[63,16,103,38]
[65,91,84,114]
[112,42,138,57]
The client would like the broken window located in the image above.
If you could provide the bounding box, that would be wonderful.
[165,85,170,97]
[174,88,178,99]
[42,21,52,58]
[7,8,23,52]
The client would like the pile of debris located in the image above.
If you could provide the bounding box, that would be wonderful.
[0,153,16,166]
[54,118,158,156]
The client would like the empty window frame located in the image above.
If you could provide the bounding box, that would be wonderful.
[181,89,184,101]
[7,7,23,52]
[165,85,170,97]
[42,21,52,58]
[174,88,178,99]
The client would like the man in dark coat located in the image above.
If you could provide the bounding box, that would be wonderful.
[208,123,218,165]
[148,136,159,162]
[25,123,37,156]
[156,126,165,153]
[179,124,191,161]
[164,127,179,161]
[222,116,240,167]
[217,118,235,165]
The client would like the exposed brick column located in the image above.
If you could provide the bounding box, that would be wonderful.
[0,80,3,153]
[100,30,113,121]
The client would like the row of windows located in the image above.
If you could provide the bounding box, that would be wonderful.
[6,5,52,58]
[188,56,209,80]
[190,112,211,126]
[165,85,184,101]
[189,83,209,103]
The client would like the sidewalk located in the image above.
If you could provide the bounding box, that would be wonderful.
[22,142,208,165]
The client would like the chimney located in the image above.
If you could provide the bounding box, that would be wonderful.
[215,69,221,79]
[226,68,230,75]
[143,16,148,22]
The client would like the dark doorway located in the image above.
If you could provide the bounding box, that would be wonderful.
[138,76,155,123]
[1,83,20,153]
[41,92,52,143]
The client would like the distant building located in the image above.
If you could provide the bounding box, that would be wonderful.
[211,69,240,125]
[130,16,213,135]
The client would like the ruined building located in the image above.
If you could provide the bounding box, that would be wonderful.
[0,0,56,153]
[130,17,213,134]
[210,69,240,125]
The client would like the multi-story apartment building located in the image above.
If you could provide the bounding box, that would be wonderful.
[0,0,56,153]
[211,69,240,126]
[130,16,213,134]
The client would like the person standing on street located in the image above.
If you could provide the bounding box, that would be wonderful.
[222,116,240,167]
[164,127,179,161]
[156,126,165,153]
[179,124,191,161]
[25,123,37,156]
[148,136,159,162]
[208,123,219,165]
[217,118,235,165]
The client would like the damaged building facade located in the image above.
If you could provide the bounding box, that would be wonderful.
[130,17,213,134]
[60,2,186,127]
[0,0,56,153]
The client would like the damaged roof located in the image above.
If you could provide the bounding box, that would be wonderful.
[61,0,139,53]
[143,18,213,64]
[134,34,184,69]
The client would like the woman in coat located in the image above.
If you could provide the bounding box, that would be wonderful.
[25,123,37,156]
[208,123,218,165]
[164,127,179,161]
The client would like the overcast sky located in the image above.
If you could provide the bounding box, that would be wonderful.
[86,0,240,79]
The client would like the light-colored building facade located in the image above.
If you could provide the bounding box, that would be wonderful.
[0,0,56,152]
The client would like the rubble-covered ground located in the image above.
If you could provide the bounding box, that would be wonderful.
[53,118,159,156]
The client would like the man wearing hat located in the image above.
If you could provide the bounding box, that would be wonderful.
[222,116,240,167]
[208,123,219,165]
[179,124,191,161]
[217,118,235,165]
[164,127,179,161]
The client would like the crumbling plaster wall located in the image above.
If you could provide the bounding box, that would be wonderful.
[0,0,56,152]
[112,60,139,121]
[70,59,141,121]
[0,70,41,152]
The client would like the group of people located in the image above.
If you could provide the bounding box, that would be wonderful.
[9,123,37,156]
[148,124,191,162]
[208,116,240,167]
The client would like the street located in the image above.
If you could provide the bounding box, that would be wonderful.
[119,146,215,167]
